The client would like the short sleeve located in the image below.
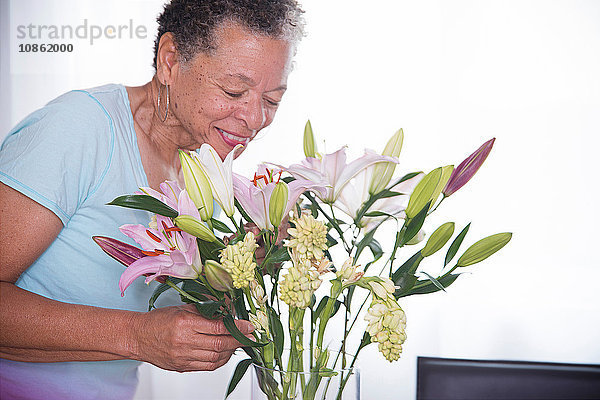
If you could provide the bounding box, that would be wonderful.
[0,91,114,225]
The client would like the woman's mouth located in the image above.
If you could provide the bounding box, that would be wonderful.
[217,128,251,146]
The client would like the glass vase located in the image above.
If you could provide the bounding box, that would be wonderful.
[250,357,360,400]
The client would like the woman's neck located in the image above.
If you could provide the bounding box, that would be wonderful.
[126,79,184,189]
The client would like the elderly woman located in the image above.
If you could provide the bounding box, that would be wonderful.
[0,0,304,398]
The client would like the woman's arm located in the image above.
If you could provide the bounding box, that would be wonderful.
[0,183,252,372]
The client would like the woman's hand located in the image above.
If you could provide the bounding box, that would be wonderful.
[129,304,254,372]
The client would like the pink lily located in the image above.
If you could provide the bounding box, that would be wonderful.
[233,165,327,231]
[136,180,182,210]
[336,169,423,232]
[117,188,203,295]
[281,147,398,203]
[443,138,495,196]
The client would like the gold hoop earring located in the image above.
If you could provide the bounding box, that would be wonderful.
[157,83,170,122]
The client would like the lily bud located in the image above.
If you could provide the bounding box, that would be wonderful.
[444,138,495,196]
[92,236,144,266]
[456,232,512,267]
[421,222,455,257]
[369,128,404,195]
[178,149,214,221]
[303,120,317,158]
[204,260,234,292]
[269,181,289,228]
[174,215,217,242]
[431,165,453,205]
[405,168,442,219]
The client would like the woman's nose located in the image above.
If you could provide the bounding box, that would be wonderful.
[236,97,266,131]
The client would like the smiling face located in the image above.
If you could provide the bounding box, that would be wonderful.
[168,23,294,159]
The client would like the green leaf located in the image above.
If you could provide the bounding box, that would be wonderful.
[420,271,446,292]
[148,282,172,311]
[268,307,284,360]
[233,289,249,320]
[223,315,268,348]
[354,227,378,260]
[193,300,223,319]
[401,201,431,246]
[234,198,255,226]
[261,245,290,276]
[226,358,253,398]
[211,218,234,234]
[312,296,329,324]
[326,233,338,247]
[456,232,512,267]
[400,274,461,297]
[393,273,418,298]
[367,238,384,261]
[389,172,422,189]
[392,251,423,283]
[107,194,178,218]
[444,223,471,267]
[358,331,372,351]
[181,279,213,297]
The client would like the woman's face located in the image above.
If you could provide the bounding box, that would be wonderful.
[169,23,294,159]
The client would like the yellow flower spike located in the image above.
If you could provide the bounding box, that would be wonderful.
[178,150,214,221]
[369,128,404,195]
[422,222,455,257]
[286,214,328,261]
[269,181,289,228]
[219,232,258,289]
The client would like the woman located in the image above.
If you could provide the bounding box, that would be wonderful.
[0,0,304,399]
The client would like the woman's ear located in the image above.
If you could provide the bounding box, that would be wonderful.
[156,32,179,85]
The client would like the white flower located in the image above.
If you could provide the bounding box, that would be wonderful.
[365,298,407,362]
[192,143,242,217]
[249,310,269,335]
[286,214,328,261]
[279,251,322,309]
[219,232,258,289]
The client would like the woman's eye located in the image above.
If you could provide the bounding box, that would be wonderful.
[224,90,243,98]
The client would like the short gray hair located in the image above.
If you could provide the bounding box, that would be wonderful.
[153,0,305,68]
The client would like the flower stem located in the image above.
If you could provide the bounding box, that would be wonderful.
[165,279,203,303]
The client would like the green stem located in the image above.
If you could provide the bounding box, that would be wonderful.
[165,279,203,303]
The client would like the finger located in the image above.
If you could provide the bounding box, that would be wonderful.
[182,354,232,372]
[190,316,255,335]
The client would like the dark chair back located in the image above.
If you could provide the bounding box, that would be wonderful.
[417,356,600,399]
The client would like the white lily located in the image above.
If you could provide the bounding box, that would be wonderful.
[191,143,242,217]
[282,146,398,203]
[336,168,424,232]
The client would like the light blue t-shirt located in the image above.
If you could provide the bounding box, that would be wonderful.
[0,84,174,399]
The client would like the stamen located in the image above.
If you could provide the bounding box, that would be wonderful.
[164,227,183,232]
[161,221,170,238]
[146,230,162,243]
[142,249,165,257]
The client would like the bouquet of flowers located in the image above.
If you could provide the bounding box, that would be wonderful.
[94,122,511,399]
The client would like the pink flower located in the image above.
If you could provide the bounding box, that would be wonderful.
[281,147,397,203]
[233,165,327,231]
[443,138,495,196]
[117,187,203,295]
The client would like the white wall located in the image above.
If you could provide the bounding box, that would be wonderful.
[2,1,599,399]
